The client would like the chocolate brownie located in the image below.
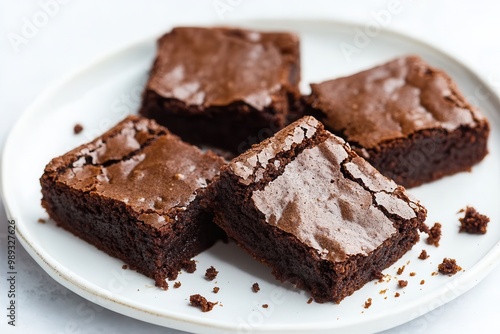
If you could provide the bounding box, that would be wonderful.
[40,116,225,288]
[459,206,490,234]
[139,27,301,153]
[306,55,490,187]
[209,116,427,303]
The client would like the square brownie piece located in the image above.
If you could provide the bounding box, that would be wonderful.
[139,27,301,153]
[306,55,490,187]
[209,116,427,303]
[40,116,225,288]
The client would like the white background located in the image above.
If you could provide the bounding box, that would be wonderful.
[1,0,500,333]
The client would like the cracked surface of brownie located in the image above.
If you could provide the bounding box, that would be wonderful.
[209,116,427,303]
[40,115,225,288]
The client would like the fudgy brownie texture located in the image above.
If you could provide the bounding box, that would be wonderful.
[40,116,225,288]
[459,206,490,234]
[139,27,301,153]
[209,116,427,303]
[305,55,490,187]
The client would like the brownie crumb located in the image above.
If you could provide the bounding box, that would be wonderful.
[262,304,269,309]
[173,281,181,289]
[205,266,218,281]
[373,271,384,281]
[189,294,217,312]
[398,280,408,288]
[394,292,400,298]
[307,297,313,304]
[252,283,260,293]
[73,123,84,134]
[431,272,438,276]
[409,272,416,277]
[420,280,425,285]
[397,265,405,275]
[213,287,220,294]
[37,218,46,224]
[157,280,169,290]
[122,264,128,270]
[379,289,388,295]
[364,298,372,309]
[418,250,429,260]
[438,258,462,276]
[182,259,197,273]
[426,223,442,247]
[459,206,490,234]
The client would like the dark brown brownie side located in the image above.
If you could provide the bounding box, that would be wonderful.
[306,55,490,188]
[209,116,427,303]
[41,116,225,287]
[139,27,301,154]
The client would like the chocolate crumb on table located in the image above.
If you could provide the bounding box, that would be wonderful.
[252,283,260,293]
[418,250,429,260]
[398,280,408,288]
[174,282,181,289]
[364,298,372,309]
[426,223,442,247]
[37,218,46,224]
[205,266,218,281]
[73,123,84,134]
[438,258,462,276]
[397,265,405,275]
[182,260,197,274]
[189,294,217,312]
[307,297,313,304]
[213,287,220,294]
[459,206,490,234]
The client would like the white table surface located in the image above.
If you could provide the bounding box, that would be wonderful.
[1,1,500,333]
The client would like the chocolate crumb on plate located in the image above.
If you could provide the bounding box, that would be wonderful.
[307,298,313,304]
[398,280,408,288]
[262,304,269,309]
[409,272,416,277]
[213,287,220,294]
[438,258,462,276]
[418,250,429,260]
[420,280,425,285]
[459,206,490,234]
[174,282,181,289]
[364,298,372,309]
[252,283,260,293]
[37,218,46,224]
[426,223,442,247]
[205,266,218,281]
[397,265,405,275]
[182,259,197,273]
[73,123,84,134]
[189,294,217,312]
[394,292,400,298]
[379,289,388,295]
[122,264,128,270]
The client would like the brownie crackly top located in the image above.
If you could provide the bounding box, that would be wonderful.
[309,55,488,148]
[229,117,425,262]
[44,116,224,226]
[147,27,300,110]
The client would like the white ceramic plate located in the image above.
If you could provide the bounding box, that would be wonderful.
[2,19,500,334]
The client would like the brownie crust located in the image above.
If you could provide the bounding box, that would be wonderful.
[306,55,490,187]
[40,116,225,287]
[209,116,427,303]
[140,27,301,153]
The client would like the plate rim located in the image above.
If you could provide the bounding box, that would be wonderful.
[2,17,500,334]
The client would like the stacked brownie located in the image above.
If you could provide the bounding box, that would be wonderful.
[40,27,490,304]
